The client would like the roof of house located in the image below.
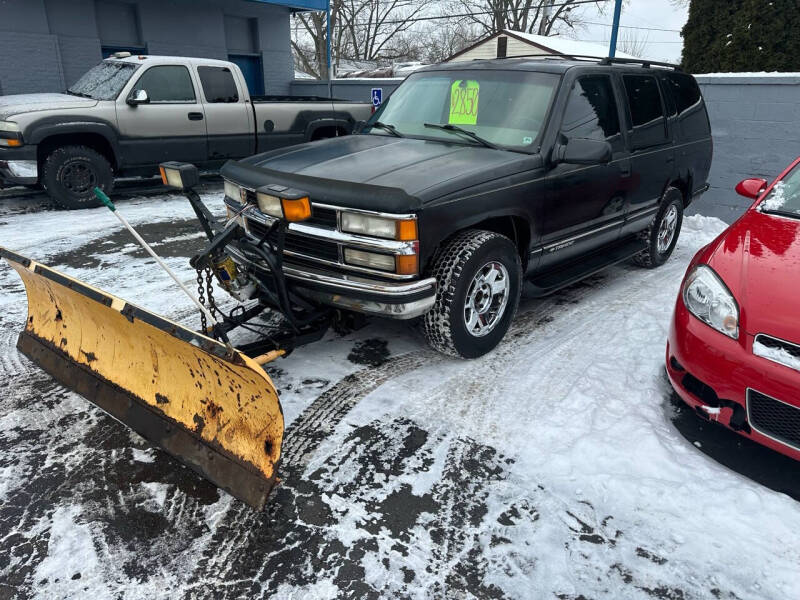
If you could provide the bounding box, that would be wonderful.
[447,29,638,62]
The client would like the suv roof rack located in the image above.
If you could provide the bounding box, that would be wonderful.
[494,53,683,71]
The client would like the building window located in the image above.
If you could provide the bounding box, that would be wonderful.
[497,36,508,58]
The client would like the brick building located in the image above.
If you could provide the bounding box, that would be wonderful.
[0,0,323,96]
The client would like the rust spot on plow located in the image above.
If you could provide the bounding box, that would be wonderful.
[193,414,205,434]
[80,349,97,362]
[155,393,170,405]
[206,400,223,418]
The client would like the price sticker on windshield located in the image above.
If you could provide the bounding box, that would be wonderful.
[449,80,479,125]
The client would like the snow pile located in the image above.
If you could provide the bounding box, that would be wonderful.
[753,339,800,372]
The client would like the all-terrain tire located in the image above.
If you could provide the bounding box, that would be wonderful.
[42,145,113,210]
[423,230,522,359]
[633,186,684,268]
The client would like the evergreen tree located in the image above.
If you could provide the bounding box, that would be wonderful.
[682,0,800,73]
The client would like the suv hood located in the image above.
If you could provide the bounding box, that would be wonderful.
[0,93,98,120]
[706,209,800,341]
[227,134,539,212]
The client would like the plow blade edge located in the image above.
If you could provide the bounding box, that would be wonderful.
[1,248,283,509]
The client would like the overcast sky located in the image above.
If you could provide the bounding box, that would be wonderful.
[566,0,690,64]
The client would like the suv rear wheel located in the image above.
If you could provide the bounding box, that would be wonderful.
[423,230,521,358]
[633,186,684,268]
[42,145,113,210]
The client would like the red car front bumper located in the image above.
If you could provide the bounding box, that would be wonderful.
[667,295,800,461]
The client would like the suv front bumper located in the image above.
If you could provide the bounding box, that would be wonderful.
[227,245,436,319]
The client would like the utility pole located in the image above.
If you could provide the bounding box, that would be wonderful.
[608,0,623,58]
[326,0,332,97]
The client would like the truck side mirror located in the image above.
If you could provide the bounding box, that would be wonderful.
[127,89,150,106]
[735,177,768,199]
[553,137,612,166]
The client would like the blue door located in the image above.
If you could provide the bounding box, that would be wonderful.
[228,54,265,96]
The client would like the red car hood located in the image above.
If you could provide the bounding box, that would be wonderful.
[705,209,800,341]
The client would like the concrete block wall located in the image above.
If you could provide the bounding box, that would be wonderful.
[692,74,800,221]
[0,0,294,96]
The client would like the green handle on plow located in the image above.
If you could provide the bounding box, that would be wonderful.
[93,187,116,212]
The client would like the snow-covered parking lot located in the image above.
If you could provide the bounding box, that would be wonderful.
[1,187,799,600]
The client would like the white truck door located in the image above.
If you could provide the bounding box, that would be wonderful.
[196,65,255,160]
[115,64,208,165]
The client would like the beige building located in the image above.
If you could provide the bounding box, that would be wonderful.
[446,29,637,63]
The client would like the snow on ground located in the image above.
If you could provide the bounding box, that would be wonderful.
[1,190,799,599]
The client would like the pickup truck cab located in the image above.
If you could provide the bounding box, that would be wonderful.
[0,54,371,208]
[219,56,713,358]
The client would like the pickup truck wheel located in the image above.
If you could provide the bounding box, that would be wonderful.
[43,145,113,210]
[423,230,521,358]
[633,187,684,268]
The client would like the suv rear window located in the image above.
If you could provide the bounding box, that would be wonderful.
[664,72,701,115]
[622,74,667,148]
[560,75,622,150]
[198,66,239,103]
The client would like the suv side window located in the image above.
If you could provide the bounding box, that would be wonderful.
[560,75,622,151]
[198,66,239,103]
[622,74,668,148]
[132,66,195,103]
[664,72,710,139]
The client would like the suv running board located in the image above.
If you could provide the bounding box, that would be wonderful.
[525,237,647,297]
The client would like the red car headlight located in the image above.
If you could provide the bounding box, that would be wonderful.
[682,264,739,339]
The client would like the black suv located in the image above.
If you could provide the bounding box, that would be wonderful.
[219,56,712,358]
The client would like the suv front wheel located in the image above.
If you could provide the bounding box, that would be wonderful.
[423,230,521,358]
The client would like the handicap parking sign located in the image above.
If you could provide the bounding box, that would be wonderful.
[371,88,383,108]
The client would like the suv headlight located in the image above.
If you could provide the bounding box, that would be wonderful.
[0,121,20,133]
[682,265,739,339]
[0,121,22,147]
[341,212,417,240]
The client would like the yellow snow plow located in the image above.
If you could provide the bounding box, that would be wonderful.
[1,247,284,508]
[2,163,333,507]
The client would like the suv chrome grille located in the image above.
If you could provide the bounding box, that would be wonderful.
[747,389,800,451]
[245,217,339,263]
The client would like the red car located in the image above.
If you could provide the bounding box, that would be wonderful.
[667,157,800,461]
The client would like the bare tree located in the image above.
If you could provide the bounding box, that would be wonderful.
[292,0,437,78]
[616,28,649,58]
[450,0,612,37]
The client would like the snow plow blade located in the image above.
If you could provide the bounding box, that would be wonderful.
[1,248,283,509]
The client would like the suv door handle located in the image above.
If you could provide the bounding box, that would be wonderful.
[188,112,204,121]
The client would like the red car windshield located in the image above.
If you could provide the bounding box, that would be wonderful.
[761,163,800,218]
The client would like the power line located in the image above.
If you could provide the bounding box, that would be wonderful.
[582,21,681,33]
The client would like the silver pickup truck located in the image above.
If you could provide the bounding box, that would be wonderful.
[0,54,372,208]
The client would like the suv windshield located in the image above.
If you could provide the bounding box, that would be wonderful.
[368,69,559,151]
[762,163,800,218]
[67,61,139,101]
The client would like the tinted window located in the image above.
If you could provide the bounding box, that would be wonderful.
[623,74,667,148]
[665,72,701,115]
[561,76,621,149]
[198,66,239,103]
[133,66,195,102]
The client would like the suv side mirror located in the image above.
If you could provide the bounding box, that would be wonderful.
[735,177,768,199]
[553,137,612,166]
[127,89,150,106]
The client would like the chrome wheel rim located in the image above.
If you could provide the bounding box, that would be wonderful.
[463,261,510,338]
[657,204,678,254]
